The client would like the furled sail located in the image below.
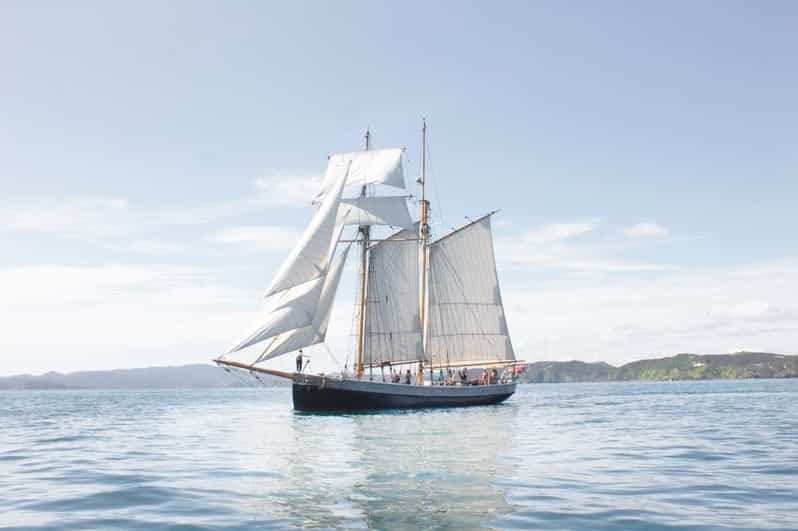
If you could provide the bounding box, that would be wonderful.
[265,166,348,297]
[226,277,324,354]
[337,196,413,228]
[256,244,351,363]
[363,226,425,367]
[425,215,515,365]
[315,148,405,203]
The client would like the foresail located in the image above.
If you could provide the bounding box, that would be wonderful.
[256,244,351,363]
[226,276,324,354]
[315,148,405,202]
[426,215,515,365]
[338,196,413,228]
[265,166,347,297]
[364,226,425,367]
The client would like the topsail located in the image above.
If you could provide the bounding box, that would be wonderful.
[315,148,405,203]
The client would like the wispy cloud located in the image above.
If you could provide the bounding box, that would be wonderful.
[211,226,302,250]
[502,258,798,364]
[254,174,321,206]
[497,217,672,273]
[0,263,258,373]
[127,240,184,255]
[0,173,319,253]
[624,221,669,238]
[521,219,601,244]
[0,196,131,236]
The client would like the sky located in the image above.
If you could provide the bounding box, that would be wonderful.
[1,1,796,376]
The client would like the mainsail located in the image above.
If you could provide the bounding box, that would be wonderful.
[425,215,515,365]
[256,244,351,363]
[363,226,425,367]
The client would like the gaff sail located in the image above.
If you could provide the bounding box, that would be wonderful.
[425,214,516,366]
[363,226,425,367]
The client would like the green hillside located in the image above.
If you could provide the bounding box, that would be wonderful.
[519,352,798,383]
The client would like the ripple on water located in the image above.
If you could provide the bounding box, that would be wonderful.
[1,381,797,530]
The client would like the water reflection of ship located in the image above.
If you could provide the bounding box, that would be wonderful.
[216,122,524,411]
[263,404,521,528]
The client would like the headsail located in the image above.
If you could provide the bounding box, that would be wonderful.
[315,148,405,202]
[363,226,425,367]
[226,276,324,354]
[425,215,515,365]
[337,196,413,228]
[255,244,351,363]
[265,166,348,297]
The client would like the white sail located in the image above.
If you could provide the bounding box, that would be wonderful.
[265,166,348,297]
[364,226,425,367]
[426,215,515,364]
[256,244,351,362]
[337,196,413,228]
[227,277,324,354]
[315,148,405,202]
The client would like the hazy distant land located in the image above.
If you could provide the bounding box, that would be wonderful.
[1,352,795,390]
[0,364,284,390]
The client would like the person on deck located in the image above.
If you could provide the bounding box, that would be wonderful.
[490,368,499,384]
[459,368,468,385]
[296,351,303,373]
[480,368,489,385]
[405,369,412,385]
[438,369,445,386]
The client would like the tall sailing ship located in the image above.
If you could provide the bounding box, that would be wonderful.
[215,122,523,411]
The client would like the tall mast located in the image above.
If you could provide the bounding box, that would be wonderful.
[355,129,370,379]
[419,119,429,343]
[419,120,430,386]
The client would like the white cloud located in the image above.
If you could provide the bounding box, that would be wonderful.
[0,172,319,240]
[708,301,791,322]
[254,174,321,206]
[128,240,183,255]
[211,226,302,250]
[501,258,798,365]
[0,263,258,375]
[521,219,600,244]
[0,197,131,236]
[496,217,672,273]
[624,221,669,238]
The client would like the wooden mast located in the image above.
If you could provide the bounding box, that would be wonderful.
[419,119,429,386]
[419,119,429,333]
[355,129,370,379]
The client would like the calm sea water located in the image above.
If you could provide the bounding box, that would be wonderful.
[1,380,797,530]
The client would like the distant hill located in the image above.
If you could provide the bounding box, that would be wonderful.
[2,352,796,390]
[0,364,287,390]
[519,352,798,383]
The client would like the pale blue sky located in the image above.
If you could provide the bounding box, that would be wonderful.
[1,1,796,375]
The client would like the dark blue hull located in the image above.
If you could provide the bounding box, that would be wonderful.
[292,374,515,412]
